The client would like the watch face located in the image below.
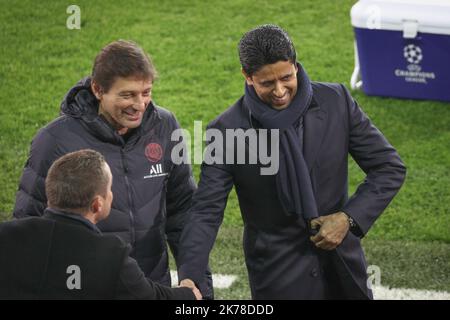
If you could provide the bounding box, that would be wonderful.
[348,217,355,227]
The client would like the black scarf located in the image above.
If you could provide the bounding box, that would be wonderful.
[243,63,318,220]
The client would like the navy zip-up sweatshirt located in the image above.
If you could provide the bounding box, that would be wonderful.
[13,77,204,289]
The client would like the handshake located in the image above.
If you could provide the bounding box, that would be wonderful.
[179,278,203,300]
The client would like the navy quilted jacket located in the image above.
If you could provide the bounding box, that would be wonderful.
[13,77,198,287]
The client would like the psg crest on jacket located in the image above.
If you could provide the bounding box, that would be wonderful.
[145,142,163,162]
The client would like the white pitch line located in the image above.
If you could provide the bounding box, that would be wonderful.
[171,271,449,299]
[372,285,450,300]
[170,271,237,289]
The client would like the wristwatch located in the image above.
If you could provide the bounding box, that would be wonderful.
[342,212,362,236]
[343,212,357,229]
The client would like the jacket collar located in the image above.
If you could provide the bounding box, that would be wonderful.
[303,96,328,172]
[43,208,102,234]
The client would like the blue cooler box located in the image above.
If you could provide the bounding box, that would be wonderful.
[350,0,450,102]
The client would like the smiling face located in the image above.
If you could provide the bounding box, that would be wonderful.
[243,60,298,110]
[92,76,153,135]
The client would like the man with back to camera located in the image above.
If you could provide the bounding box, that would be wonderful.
[0,149,201,299]
[13,40,213,298]
[178,24,406,299]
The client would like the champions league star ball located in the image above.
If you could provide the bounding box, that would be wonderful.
[403,44,423,64]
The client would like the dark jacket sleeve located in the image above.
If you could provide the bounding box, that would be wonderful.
[164,114,216,298]
[340,84,407,236]
[13,128,63,218]
[115,250,195,300]
[177,122,234,294]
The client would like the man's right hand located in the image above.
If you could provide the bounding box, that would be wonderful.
[180,278,202,300]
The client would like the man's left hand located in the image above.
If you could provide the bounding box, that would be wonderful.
[180,278,203,300]
[310,212,350,250]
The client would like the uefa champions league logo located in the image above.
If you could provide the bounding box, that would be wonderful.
[404,44,423,65]
[395,44,434,83]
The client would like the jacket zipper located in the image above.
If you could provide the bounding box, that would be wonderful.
[120,147,136,246]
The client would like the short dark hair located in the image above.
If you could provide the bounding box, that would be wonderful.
[45,149,110,211]
[92,40,157,93]
[238,24,297,76]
